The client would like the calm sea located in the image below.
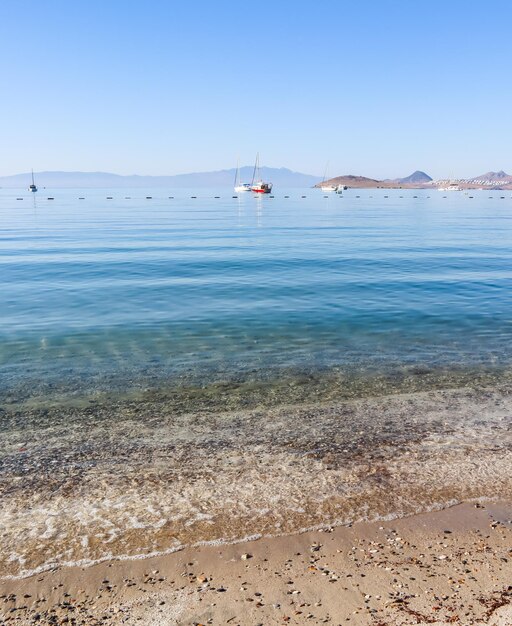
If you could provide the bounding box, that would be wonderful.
[1,187,512,578]
[1,187,512,402]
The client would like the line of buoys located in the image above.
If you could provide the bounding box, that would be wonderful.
[9,193,512,204]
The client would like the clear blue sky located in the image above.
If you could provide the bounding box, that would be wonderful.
[1,0,511,179]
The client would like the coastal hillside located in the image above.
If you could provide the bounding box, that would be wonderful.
[315,175,381,188]
[315,171,434,189]
[318,169,512,189]
[469,170,512,184]
[0,167,322,189]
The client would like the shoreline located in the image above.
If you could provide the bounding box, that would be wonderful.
[1,501,511,625]
[0,497,478,584]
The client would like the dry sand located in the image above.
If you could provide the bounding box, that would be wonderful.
[1,501,511,625]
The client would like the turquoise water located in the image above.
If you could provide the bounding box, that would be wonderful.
[2,186,512,579]
[1,187,512,401]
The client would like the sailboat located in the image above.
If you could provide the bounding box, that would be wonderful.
[29,170,38,192]
[250,153,273,193]
[234,160,251,192]
[320,162,339,192]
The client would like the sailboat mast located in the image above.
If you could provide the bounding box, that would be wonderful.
[234,159,239,187]
[31,169,35,186]
[322,161,329,184]
[251,153,259,185]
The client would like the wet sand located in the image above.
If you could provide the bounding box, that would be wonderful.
[1,502,511,625]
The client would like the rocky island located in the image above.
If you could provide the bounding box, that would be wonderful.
[316,170,512,190]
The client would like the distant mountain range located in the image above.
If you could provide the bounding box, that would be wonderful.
[0,168,322,189]
[2,168,511,190]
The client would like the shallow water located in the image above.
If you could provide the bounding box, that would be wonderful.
[1,187,512,577]
[2,188,512,402]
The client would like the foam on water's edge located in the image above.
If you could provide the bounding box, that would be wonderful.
[0,497,479,582]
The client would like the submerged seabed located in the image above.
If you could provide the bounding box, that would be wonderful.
[1,368,512,579]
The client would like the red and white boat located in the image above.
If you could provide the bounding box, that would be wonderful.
[251,181,273,193]
[250,153,273,193]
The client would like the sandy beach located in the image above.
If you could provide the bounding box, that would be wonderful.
[1,501,511,625]
[1,381,512,625]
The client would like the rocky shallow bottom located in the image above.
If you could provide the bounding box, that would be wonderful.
[0,378,511,581]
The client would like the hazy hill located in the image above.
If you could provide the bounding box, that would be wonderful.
[396,170,432,184]
[469,170,512,183]
[315,172,433,188]
[0,167,321,189]
[314,175,381,188]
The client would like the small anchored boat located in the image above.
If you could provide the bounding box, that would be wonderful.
[320,162,341,192]
[29,170,37,192]
[250,153,273,193]
[234,159,251,192]
[321,183,340,192]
